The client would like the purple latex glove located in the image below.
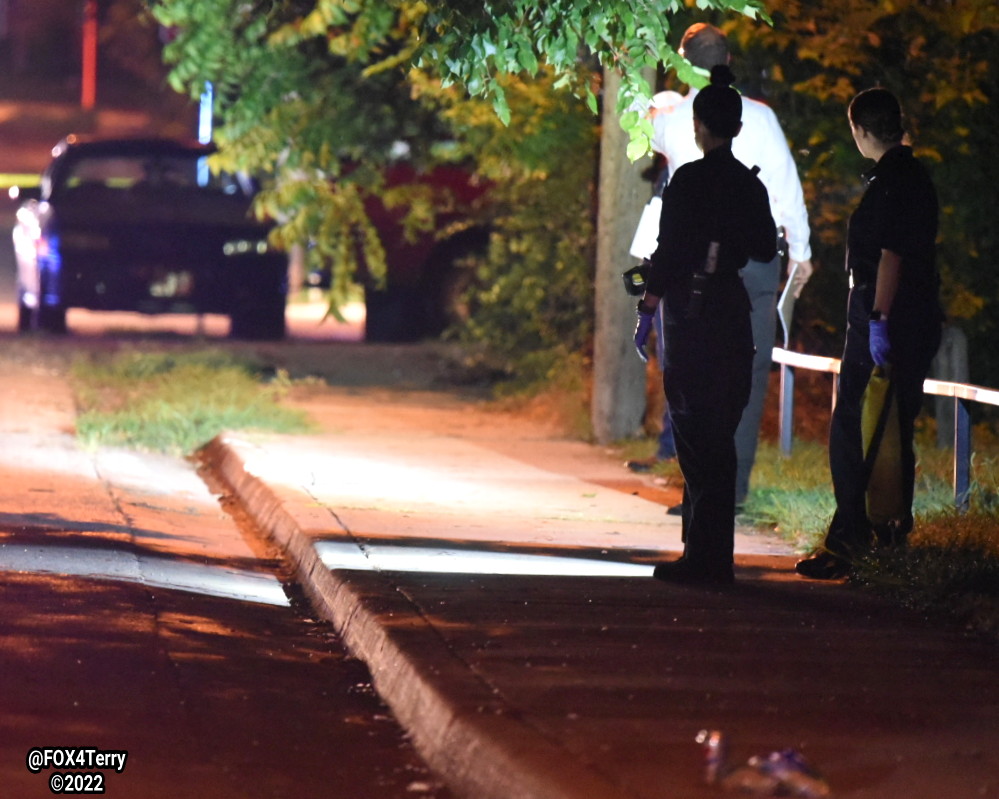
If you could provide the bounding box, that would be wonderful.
[869,318,890,367]
[634,308,655,363]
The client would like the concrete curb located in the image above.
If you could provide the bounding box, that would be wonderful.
[201,434,638,799]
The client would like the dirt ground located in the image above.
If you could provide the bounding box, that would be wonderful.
[1,327,841,518]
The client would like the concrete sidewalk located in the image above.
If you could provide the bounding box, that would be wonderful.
[204,388,999,799]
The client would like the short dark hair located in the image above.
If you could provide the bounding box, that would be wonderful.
[849,88,905,145]
[693,65,742,139]
[680,23,729,70]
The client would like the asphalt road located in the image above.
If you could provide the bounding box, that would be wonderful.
[0,185,495,799]
[0,278,452,796]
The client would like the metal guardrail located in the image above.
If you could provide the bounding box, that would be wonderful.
[772,346,999,512]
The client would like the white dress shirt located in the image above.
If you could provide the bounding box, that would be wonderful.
[651,89,812,263]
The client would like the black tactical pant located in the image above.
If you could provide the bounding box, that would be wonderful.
[664,311,753,573]
[824,287,942,557]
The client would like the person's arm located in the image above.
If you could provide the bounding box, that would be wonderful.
[873,248,902,317]
[646,168,687,298]
[741,103,814,295]
[753,105,812,261]
[766,124,813,297]
[789,259,814,298]
[746,180,778,266]
[639,293,661,313]
[868,248,902,367]
[633,293,662,362]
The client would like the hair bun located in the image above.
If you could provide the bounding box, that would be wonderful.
[693,64,742,138]
[709,64,736,88]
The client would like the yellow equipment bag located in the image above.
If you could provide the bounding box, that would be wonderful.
[861,365,905,525]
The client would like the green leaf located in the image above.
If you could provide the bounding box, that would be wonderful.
[626,134,650,162]
[516,39,539,74]
[493,84,511,126]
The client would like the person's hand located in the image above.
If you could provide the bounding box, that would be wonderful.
[789,259,814,298]
[869,318,891,367]
[634,307,655,363]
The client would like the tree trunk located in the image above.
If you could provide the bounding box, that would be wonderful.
[591,68,653,444]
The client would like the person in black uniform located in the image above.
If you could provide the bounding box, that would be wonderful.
[634,65,777,584]
[796,88,942,580]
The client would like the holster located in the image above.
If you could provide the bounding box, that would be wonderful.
[686,241,719,319]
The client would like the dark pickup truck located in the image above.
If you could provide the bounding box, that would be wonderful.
[12,135,288,339]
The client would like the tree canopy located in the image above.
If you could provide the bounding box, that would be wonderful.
[148,0,768,290]
[149,0,999,390]
[720,0,999,383]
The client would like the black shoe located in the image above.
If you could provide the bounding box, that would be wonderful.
[653,558,734,585]
[666,503,683,516]
[795,551,851,580]
[625,456,672,473]
[873,515,913,548]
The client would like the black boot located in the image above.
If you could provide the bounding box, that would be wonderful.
[794,550,851,580]
[653,558,734,585]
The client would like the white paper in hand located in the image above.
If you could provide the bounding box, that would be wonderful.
[777,260,800,348]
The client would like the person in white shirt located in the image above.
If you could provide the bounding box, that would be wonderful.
[650,22,814,509]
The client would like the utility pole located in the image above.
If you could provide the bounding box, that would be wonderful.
[591,68,652,444]
[81,0,98,110]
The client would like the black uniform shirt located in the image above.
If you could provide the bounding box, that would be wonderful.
[846,144,939,305]
[647,145,776,324]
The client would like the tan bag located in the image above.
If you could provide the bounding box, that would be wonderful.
[861,366,905,525]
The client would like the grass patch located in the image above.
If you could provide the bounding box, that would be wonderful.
[740,440,837,551]
[741,439,999,545]
[72,349,314,455]
[853,515,999,639]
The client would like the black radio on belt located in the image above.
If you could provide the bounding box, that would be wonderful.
[622,261,650,296]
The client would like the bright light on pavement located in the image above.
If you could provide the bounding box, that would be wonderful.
[0,544,289,606]
[317,540,652,577]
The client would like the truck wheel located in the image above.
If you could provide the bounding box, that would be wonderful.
[363,286,421,343]
[364,229,487,343]
[38,304,68,334]
[419,230,486,337]
[229,298,286,341]
[16,295,33,334]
